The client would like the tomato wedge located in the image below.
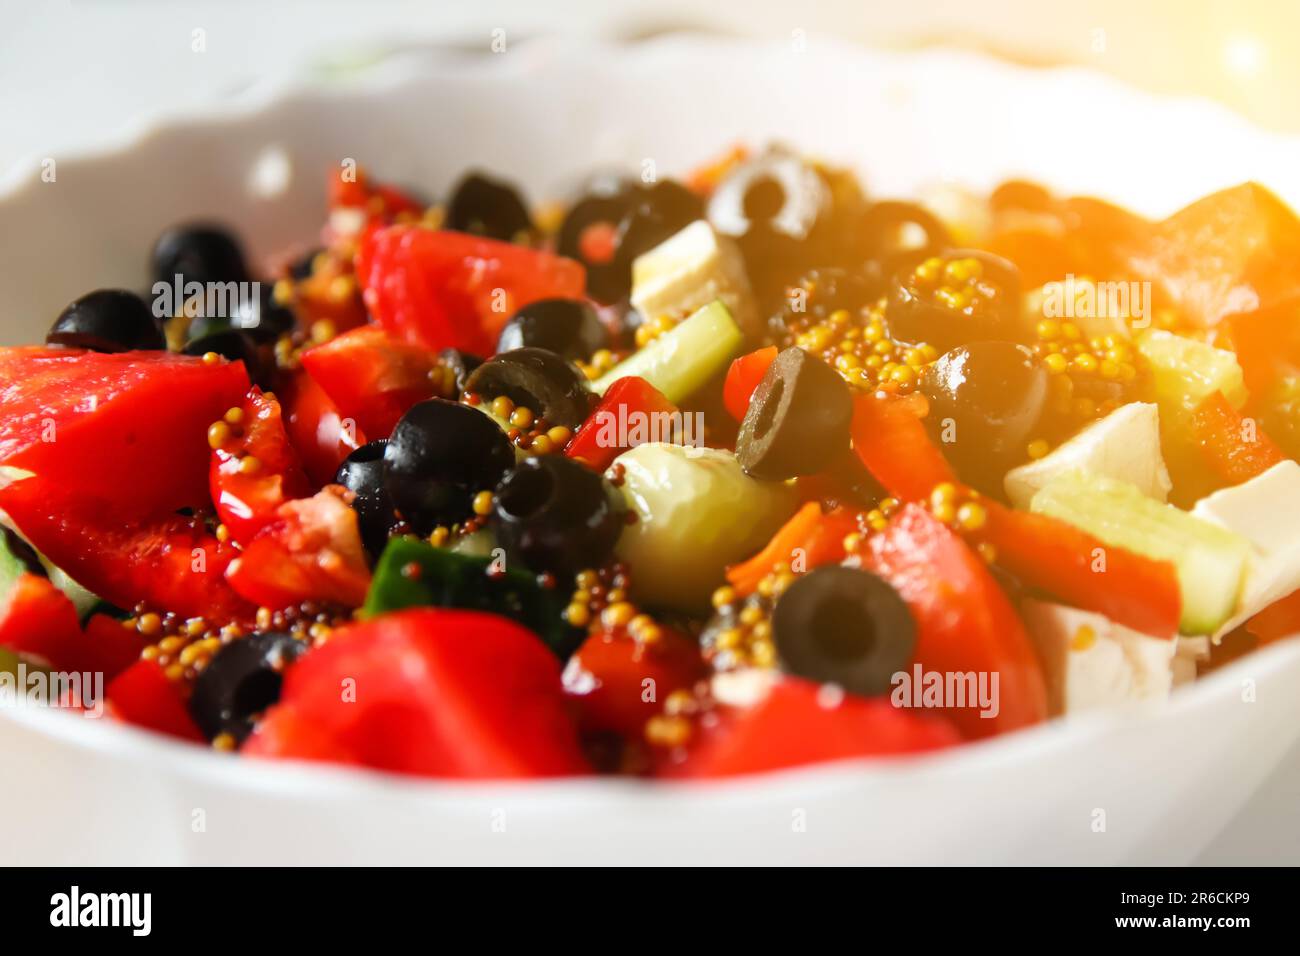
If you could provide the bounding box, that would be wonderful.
[722,345,778,421]
[299,325,436,440]
[1191,389,1285,486]
[850,393,955,502]
[278,368,366,487]
[225,487,372,610]
[243,608,591,779]
[356,225,586,355]
[210,389,311,546]
[667,677,959,778]
[564,375,680,472]
[0,348,249,517]
[863,504,1047,738]
[725,501,859,596]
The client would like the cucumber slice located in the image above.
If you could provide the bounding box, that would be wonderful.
[362,537,581,659]
[1137,330,1247,417]
[1030,469,1251,634]
[0,516,103,620]
[592,299,742,401]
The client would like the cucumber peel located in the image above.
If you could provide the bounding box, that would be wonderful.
[593,299,742,401]
[1030,468,1251,634]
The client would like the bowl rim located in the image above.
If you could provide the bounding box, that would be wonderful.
[4,34,1300,801]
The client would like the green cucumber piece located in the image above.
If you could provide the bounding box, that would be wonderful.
[1137,330,1247,418]
[0,530,28,597]
[362,537,581,658]
[1030,469,1251,634]
[592,299,742,401]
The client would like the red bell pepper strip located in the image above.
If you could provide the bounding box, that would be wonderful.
[105,659,205,742]
[356,225,586,355]
[563,626,706,738]
[0,573,83,669]
[278,368,366,487]
[225,487,372,610]
[243,608,591,779]
[665,677,959,778]
[564,376,681,472]
[863,504,1047,739]
[210,388,312,546]
[300,325,436,440]
[977,500,1182,639]
[725,501,859,596]
[1191,389,1285,486]
[850,393,955,502]
[722,345,777,421]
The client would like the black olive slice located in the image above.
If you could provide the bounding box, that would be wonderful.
[46,290,166,353]
[736,347,852,480]
[151,223,249,288]
[464,347,594,430]
[496,299,607,361]
[335,440,396,561]
[772,565,916,697]
[445,171,533,241]
[189,632,307,742]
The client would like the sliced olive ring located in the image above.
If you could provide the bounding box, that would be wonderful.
[444,171,533,242]
[188,632,307,742]
[736,347,852,480]
[886,248,1022,352]
[464,347,594,430]
[490,456,626,577]
[46,289,166,353]
[771,565,916,698]
[859,200,952,264]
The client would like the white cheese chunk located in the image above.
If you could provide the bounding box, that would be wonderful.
[1004,402,1172,509]
[1192,460,1300,642]
[1021,599,1177,717]
[630,220,758,339]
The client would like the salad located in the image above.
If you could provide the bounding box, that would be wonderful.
[2,146,1299,780]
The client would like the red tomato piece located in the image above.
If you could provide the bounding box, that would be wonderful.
[243,608,591,779]
[725,501,859,597]
[564,375,680,472]
[850,393,955,502]
[0,573,82,669]
[0,348,249,518]
[299,325,436,440]
[1191,389,1285,486]
[210,388,311,545]
[978,500,1182,640]
[105,659,205,742]
[722,345,778,421]
[356,225,586,355]
[225,486,372,610]
[863,504,1047,738]
[562,627,706,738]
[667,678,959,778]
[278,368,366,487]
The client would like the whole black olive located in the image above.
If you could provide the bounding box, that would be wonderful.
[189,632,307,742]
[464,347,594,430]
[736,347,852,480]
[496,299,607,360]
[181,329,273,388]
[445,171,534,242]
[920,341,1048,488]
[46,289,165,353]
[384,398,516,534]
[491,456,625,577]
[772,565,917,698]
[436,347,484,397]
[859,200,952,265]
[335,440,396,561]
[151,223,249,288]
[887,248,1022,352]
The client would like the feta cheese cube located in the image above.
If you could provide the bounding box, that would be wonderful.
[631,221,758,339]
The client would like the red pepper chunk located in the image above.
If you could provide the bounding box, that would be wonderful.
[863,504,1047,739]
[850,393,955,502]
[0,573,83,670]
[725,501,859,597]
[722,345,778,421]
[278,368,367,488]
[105,659,205,742]
[299,325,436,440]
[210,389,312,546]
[564,376,681,472]
[1191,389,1285,486]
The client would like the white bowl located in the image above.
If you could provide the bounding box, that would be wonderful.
[3,36,1300,865]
